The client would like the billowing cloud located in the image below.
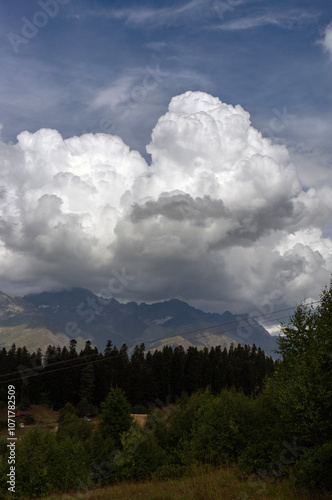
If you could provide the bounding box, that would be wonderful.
[0,91,332,314]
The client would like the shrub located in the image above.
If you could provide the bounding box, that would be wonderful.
[76,397,98,418]
[294,442,332,489]
[114,425,167,480]
[0,437,7,455]
[190,389,256,465]
[24,414,35,425]
[85,428,115,470]
[58,402,76,423]
[131,404,148,414]
[57,413,94,442]
[0,419,7,430]
[15,426,90,497]
[165,389,213,464]
[237,391,285,474]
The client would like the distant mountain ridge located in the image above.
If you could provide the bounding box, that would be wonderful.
[0,288,278,357]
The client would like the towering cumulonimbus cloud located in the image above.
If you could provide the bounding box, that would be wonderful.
[0,91,331,312]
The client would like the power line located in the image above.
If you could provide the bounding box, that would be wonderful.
[143,302,320,347]
[0,301,319,384]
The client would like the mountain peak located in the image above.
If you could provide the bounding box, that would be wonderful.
[24,287,97,307]
[0,288,278,357]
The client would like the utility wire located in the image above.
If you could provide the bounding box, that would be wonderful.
[0,301,319,384]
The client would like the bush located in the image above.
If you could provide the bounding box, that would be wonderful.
[165,389,213,464]
[0,437,8,456]
[24,414,35,425]
[15,427,55,497]
[114,425,167,480]
[58,402,76,423]
[57,413,94,442]
[294,442,332,489]
[237,391,285,474]
[15,426,90,497]
[131,404,148,414]
[0,419,7,430]
[190,389,256,465]
[76,398,98,418]
[85,428,115,470]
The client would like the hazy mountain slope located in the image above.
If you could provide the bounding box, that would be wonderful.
[0,288,278,357]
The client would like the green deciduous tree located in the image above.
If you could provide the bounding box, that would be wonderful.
[57,413,94,442]
[99,387,133,447]
[269,281,332,446]
[15,426,89,498]
[263,279,332,488]
[190,389,256,465]
[113,423,167,480]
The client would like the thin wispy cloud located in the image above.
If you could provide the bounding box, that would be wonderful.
[212,10,316,31]
[145,41,169,52]
[87,0,207,27]
[91,76,138,111]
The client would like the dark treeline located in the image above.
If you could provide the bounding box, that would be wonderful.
[0,340,276,409]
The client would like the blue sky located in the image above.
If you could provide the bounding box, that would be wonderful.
[1,0,332,171]
[0,0,332,321]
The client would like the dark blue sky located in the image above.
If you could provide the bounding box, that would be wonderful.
[1,0,332,182]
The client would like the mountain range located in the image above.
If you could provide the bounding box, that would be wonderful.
[0,288,279,357]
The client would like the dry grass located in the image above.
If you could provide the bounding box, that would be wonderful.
[29,404,59,427]
[131,414,148,427]
[0,403,59,438]
[43,466,332,500]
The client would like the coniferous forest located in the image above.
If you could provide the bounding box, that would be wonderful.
[0,281,332,498]
[0,341,275,410]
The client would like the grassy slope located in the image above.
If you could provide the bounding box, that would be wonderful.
[0,325,88,352]
[146,332,236,352]
[43,466,330,500]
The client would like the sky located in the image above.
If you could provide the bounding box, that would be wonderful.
[0,0,332,327]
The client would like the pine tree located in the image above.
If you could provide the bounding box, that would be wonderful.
[79,363,95,403]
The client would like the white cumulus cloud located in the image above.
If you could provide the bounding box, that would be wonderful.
[0,91,331,314]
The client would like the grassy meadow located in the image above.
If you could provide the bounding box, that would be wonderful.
[42,466,331,500]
